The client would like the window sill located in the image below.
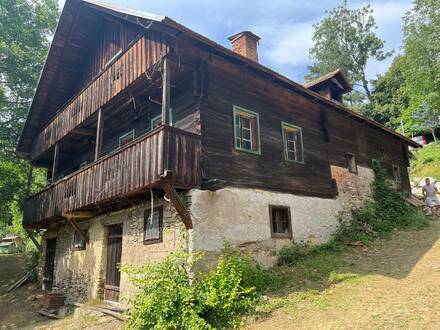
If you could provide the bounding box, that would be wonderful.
[143,238,162,246]
[271,234,293,239]
[234,147,261,155]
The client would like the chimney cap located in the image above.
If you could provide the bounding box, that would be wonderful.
[228,31,261,43]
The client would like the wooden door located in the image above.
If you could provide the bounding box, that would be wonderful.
[104,224,123,301]
[43,238,57,290]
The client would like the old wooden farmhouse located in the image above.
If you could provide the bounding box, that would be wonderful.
[17,0,419,303]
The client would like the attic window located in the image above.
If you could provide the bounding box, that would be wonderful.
[233,106,261,154]
[330,87,342,102]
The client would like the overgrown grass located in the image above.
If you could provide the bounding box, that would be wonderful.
[410,142,440,180]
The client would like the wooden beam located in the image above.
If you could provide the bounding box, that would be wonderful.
[73,128,96,137]
[64,215,89,245]
[95,108,103,161]
[161,56,170,125]
[62,211,96,219]
[25,164,33,197]
[160,181,192,230]
[51,143,59,183]
[24,228,42,253]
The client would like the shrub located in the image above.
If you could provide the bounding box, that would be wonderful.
[122,246,271,329]
[122,252,209,330]
[277,243,312,266]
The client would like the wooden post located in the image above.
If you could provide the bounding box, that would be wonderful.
[51,143,59,183]
[95,108,103,161]
[25,164,33,197]
[161,56,170,125]
[24,228,42,253]
[65,215,89,245]
[160,181,193,230]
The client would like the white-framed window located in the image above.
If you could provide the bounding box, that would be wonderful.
[233,105,261,154]
[281,122,304,163]
[119,130,135,147]
[150,108,173,130]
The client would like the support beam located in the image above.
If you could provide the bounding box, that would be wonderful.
[25,164,33,197]
[95,108,103,161]
[24,228,42,253]
[161,56,170,125]
[64,215,89,245]
[160,181,192,230]
[51,143,59,183]
[73,128,96,137]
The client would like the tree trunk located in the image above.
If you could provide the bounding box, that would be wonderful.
[431,128,438,143]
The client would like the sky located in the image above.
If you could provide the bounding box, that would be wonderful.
[59,0,413,83]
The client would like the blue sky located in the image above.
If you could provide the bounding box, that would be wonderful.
[60,0,413,83]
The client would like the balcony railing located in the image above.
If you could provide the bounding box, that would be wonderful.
[23,126,201,226]
[31,31,169,160]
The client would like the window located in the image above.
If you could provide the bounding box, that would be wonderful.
[119,130,135,147]
[281,122,304,163]
[144,207,163,244]
[233,106,261,154]
[269,206,292,238]
[346,153,357,174]
[79,161,88,169]
[72,230,87,251]
[150,109,173,130]
[392,165,401,186]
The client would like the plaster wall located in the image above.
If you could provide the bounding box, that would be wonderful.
[189,165,374,267]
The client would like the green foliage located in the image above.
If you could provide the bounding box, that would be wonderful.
[122,247,271,330]
[0,0,58,235]
[337,163,429,244]
[25,246,40,281]
[410,142,440,180]
[306,0,392,106]
[371,56,409,131]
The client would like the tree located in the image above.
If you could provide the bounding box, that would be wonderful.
[306,0,392,106]
[371,56,410,131]
[0,0,58,232]
[401,0,440,136]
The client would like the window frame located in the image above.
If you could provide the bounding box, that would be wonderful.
[281,122,304,164]
[72,230,88,251]
[143,206,163,245]
[150,108,173,130]
[346,152,358,174]
[233,105,261,155]
[118,129,135,148]
[269,205,293,239]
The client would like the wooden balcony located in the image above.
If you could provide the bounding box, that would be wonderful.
[30,32,169,161]
[23,126,201,227]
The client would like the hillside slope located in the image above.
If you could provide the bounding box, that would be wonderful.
[410,142,440,181]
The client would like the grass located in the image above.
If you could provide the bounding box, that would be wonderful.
[245,219,440,329]
[410,142,440,180]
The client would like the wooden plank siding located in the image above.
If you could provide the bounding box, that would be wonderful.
[23,126,201,226]
[200,54,412,196]
[31,31,169,161]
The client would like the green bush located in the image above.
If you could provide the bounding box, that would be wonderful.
[122,246,271,330]
[277,243,312,266]
[337,163,429,244]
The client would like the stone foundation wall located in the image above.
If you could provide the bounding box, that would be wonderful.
[189,165,374,268]
[40,200,184,304]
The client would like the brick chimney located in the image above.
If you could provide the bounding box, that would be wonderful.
[228,31,261,62]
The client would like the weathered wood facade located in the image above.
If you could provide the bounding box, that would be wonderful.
[19,0,418,229]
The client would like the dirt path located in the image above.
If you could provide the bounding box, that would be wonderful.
[248,219,440,329]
